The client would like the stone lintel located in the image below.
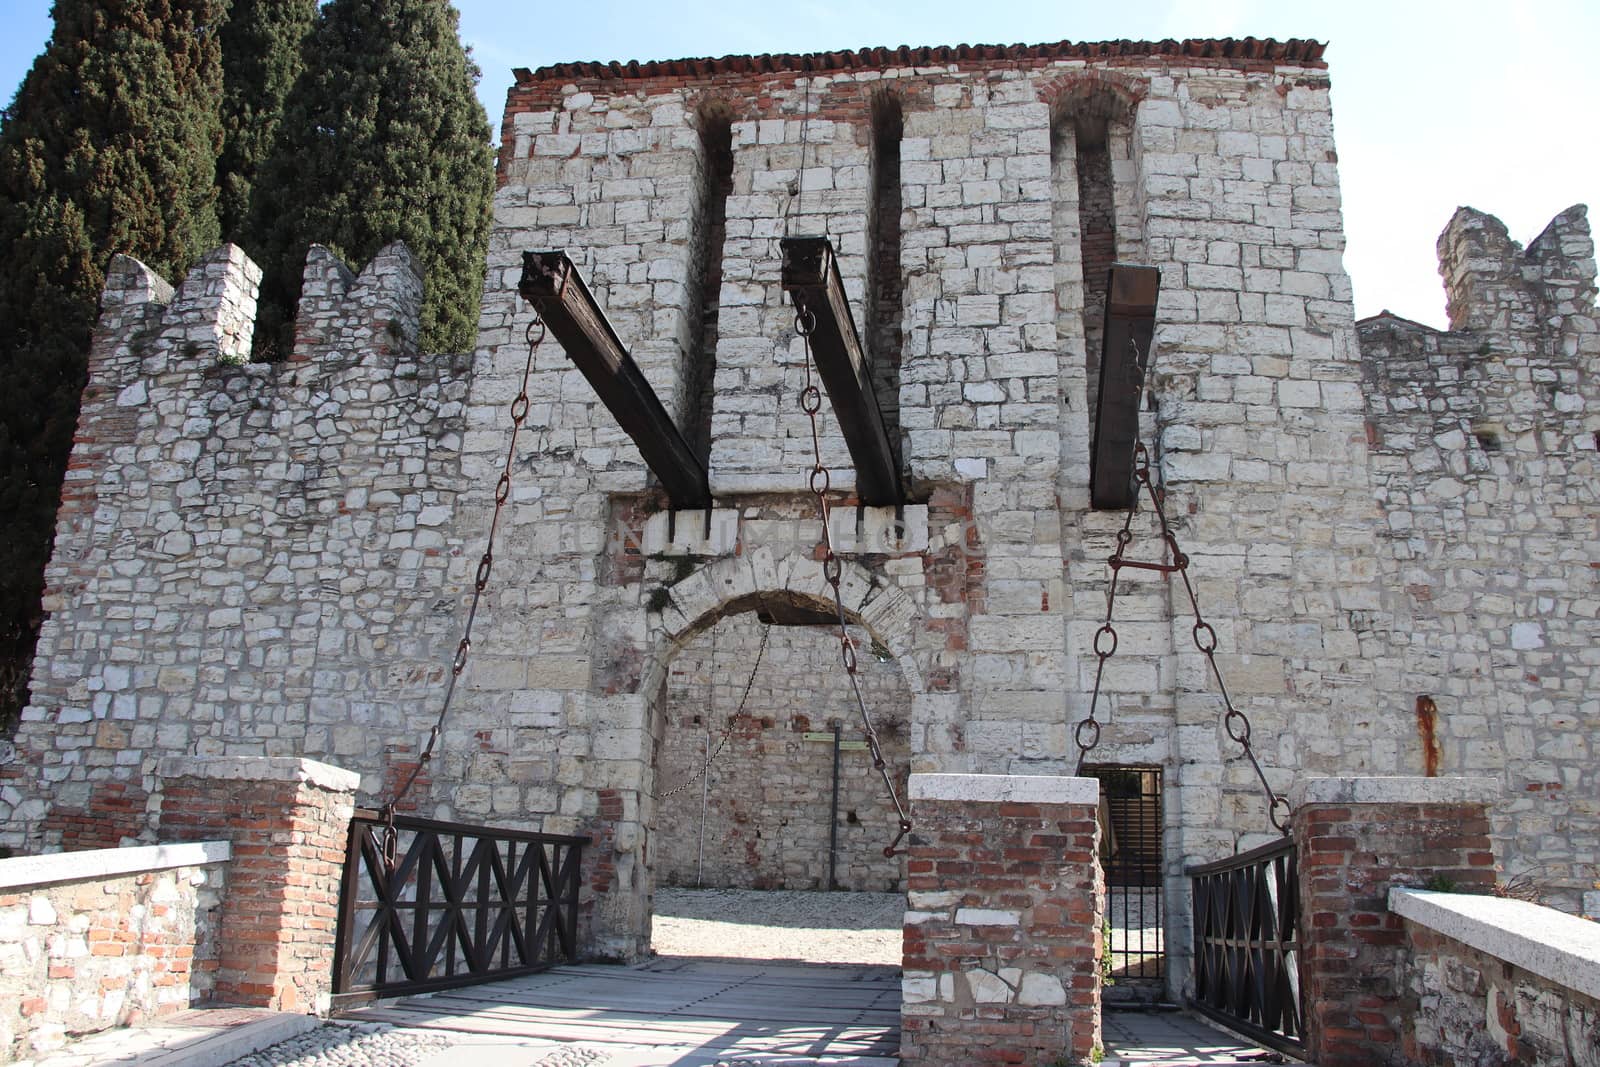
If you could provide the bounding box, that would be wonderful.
[1291,775,1497,809]
[910,772,1098,806]
[1390,888,1600,1003]
[157,755,361,794]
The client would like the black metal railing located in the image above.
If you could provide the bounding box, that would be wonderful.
[1187,836,1304,1057]
[332,810,588,1001]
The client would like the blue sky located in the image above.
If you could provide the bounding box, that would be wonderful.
[2,0,1596,328]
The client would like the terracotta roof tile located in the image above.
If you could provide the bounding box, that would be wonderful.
[517,37,1326,84]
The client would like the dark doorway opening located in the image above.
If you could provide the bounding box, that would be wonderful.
[1084,764,1166,1003]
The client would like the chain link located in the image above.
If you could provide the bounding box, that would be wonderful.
[653,622,772,802]
[379,313,546,866]
[794,304,913,857]
[1072,340,1291,834]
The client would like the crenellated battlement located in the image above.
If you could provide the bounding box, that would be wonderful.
[1438,204,1597,336]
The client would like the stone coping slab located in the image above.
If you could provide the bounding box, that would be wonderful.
[1390,888,1600,1003]
[909,773,1097,806]
[1291,775,1498,809]
[157,755,360,793]
[0,840,230,890]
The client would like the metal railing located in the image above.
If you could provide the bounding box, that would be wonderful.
[1187,836,1304,1057]
[332,810,588,1001]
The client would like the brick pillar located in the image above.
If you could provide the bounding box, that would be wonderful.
[901,774,1103,1066]
[1293,776,1498,1067]
[156,756,359,1014]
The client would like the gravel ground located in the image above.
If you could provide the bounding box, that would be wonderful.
[225,1022,456,1067]
[651,887,903,965]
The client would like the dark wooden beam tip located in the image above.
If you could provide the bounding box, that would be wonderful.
[1091,264,1161,511]
[517,250,710,509]
[779,236,904,507]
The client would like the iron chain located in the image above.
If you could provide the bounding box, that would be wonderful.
[380,313,547,866]
[794,305,913,857]
[1072,339,1291,833]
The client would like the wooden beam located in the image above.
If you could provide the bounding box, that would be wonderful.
[779,236,903,507]
[518,251,710,509]
[1090,265,1161,511]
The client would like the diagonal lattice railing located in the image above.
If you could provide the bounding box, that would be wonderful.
[332,811,588,1001]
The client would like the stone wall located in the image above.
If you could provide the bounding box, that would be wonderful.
[1360,205,1600,910]
[0,842,227,1062]
[0,242,468,851]
[1392,888,1600,1067]
[653,611,909,892]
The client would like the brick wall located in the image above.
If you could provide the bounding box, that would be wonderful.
[0,842,227,1061]
[901,773,1102,1066]
[156,756,357,1014]
[1293,776,1498,1067]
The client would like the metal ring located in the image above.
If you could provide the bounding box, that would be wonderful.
[510,394,530,422]
[525,317,546,347]
[452,639,471,674]
[1094,625,1118,658]
[495,472,512,505]
[475,553,494,588]
[1074,718,1101,749]
[809,466,831,495]
[381,828,398,870]
[1193,621,1218,653]
[842,639,858,673]
[1116,528,1133,547]
[1224,708,1251,744]
[795,307,817,337]
[1270,796,1292,833]
[800,385,823,415]
[822,554,843,585]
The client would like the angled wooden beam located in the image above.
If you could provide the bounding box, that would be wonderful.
[780,236,904,507]
[1090,265,1161,511]
[518,250,710,509]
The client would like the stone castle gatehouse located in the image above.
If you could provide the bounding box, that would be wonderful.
[2,37,1595,985]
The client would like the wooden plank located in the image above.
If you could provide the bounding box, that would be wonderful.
[1090,264,1161,511]
[780,236,904,507]
[519,251,710,508]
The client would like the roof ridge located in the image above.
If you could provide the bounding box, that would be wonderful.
[515,37,1328,84]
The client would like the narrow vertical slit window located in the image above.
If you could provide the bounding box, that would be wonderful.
[687,104,734,465]
[1076,116,1117,433]
[866,92,904,481]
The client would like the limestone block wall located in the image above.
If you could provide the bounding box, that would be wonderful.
[1361,205,1600,910]
[0,243,469,852]
[653,612,910,892]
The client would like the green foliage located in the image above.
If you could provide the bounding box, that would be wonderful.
[249,0,494,357]
[0,0,226,734]
[216,0,316,242]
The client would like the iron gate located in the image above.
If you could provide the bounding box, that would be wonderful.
[1187,836,1304,1057]
[1084,765,1165,1000]
[332,809,588,1001]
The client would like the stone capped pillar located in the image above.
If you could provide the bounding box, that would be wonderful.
[156,756,359,1014]
[1293,776,1498,1067]
[901,773,1102,1066]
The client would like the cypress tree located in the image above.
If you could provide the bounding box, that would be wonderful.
[0,0,225,732]
[251,0,494,357]
[216,0,317,243]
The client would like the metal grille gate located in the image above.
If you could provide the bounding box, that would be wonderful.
[1187,836,1305,1057]
[1084,765,1165,999]
[332,810,588,1001]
